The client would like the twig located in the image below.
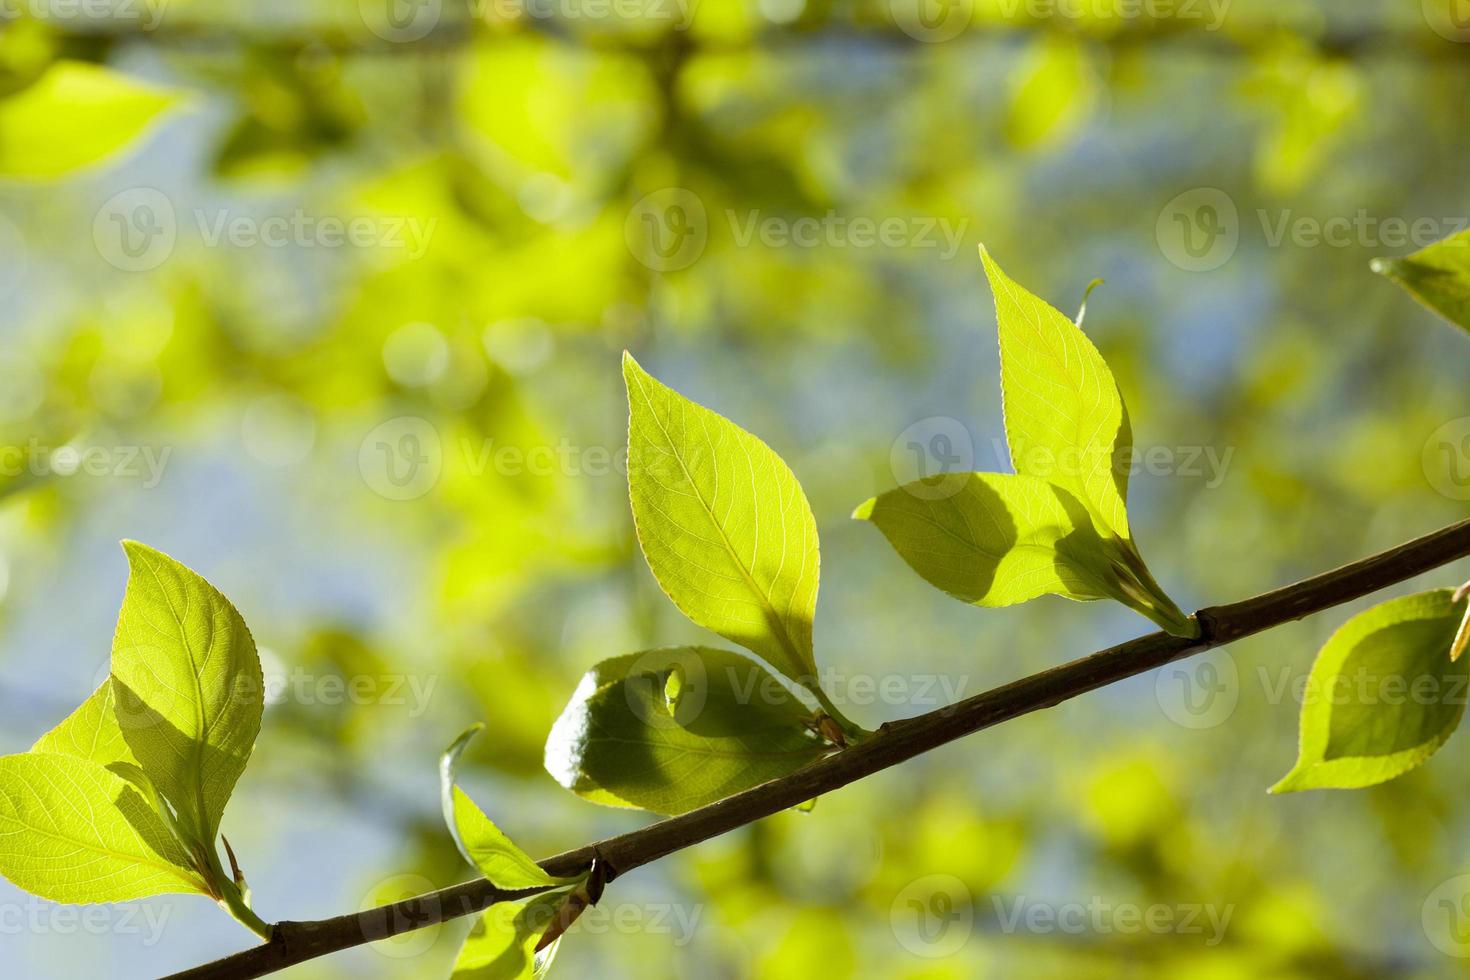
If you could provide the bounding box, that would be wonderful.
[166,517,1470,979]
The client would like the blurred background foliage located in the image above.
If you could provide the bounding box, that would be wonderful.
[2,0,1470,976]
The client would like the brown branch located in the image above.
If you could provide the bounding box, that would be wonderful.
[167,516,1470,980]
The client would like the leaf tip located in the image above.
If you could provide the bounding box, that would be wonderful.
[118,539,161,568]
[851,497,877,521]
[1267,766,1308,795]
[1369,256,1397,278]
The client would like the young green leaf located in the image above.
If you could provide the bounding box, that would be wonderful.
[0,61,181,178]
[31,679,164,808]
[0,752,208,904]
[33,680,136,768]
[1272,590,1469,793]
[853,472,1118,606]
[440,725,575,892]
[1372,228,1470,334]
[452,888,577,980]
[109,541,264,848]
[622,354,821,691]
[981,246,1132,541]
[545,646,829,815]
[954,248,1195,636]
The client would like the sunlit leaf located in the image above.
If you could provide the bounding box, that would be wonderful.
[545,646,827,815]
[976,249,1193,635]
[440,724,574,891]
[854,472,1118,606]
[0,61,181,178]
[623,353,822,689]
[452,888,576,980]
[0,752,207,904]
[109,541,264,847]
[32,680,134,767]
[1373,228,1470,334]
[981,246,1131,540]
[31,680,160,803]
[1272,590,1469,793]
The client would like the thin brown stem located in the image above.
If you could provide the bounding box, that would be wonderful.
[166,517,1470,980]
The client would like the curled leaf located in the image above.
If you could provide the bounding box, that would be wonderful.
[545,647,828,815]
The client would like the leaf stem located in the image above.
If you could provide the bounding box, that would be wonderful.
[202,838,272,942]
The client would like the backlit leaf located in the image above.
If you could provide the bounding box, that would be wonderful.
[32,680,134,768]
[1373,228,1470,334]
[0,752,207,904]
[1272,590,1469,793]
[451,888,576,980]
[440,724,574,891]
[853,472,1117,606]
[981,246,1131,540]
[623,353,821,689]
[109,541,264,847]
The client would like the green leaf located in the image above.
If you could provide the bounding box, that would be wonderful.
[545,646,829,815]
[853,472,1119,606]
[32,680,135,767]
[0,752,207,904]
[0,61,181,179]
[452,888,575,980]
[1272,590,1470,793]
[972,248,1194,636]
[31,680,163,806]
[109,541,264,847]
[981,246,1132,540]
[1372,228,1470,333]
[440,725,572,891]
[622,353,821,691]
